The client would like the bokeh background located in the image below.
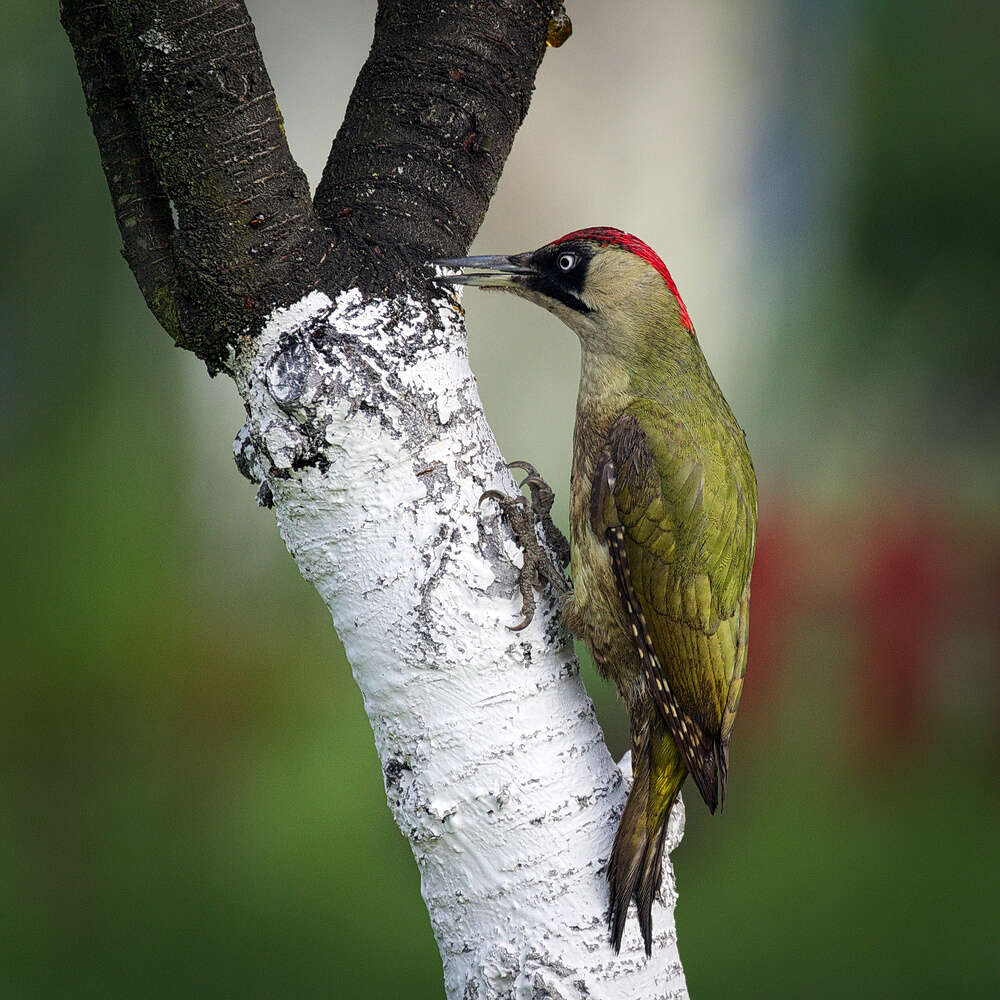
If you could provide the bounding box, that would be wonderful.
[3,1,999,996]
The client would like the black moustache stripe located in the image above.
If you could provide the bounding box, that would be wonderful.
[527,275,593,314]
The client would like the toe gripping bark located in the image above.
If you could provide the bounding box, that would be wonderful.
[481,461,571,631]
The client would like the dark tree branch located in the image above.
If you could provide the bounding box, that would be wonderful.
[60,0,195,343]
[62,0,558,360]
[63,0,313,363]
[314,0,556,261]
[106,0,314,360]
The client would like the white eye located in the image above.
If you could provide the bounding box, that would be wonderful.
[557,252,577,272]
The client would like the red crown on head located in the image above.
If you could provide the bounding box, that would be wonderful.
[552,227,693,331]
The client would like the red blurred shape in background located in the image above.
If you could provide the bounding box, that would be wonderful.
[855,507,948,749]
[743,507,804,716]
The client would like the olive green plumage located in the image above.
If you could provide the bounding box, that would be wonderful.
[433,228,758,956]
[582,385,755,950]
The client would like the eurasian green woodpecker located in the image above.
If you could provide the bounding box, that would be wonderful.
[432,228,758,956]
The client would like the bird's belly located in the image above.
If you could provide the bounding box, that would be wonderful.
[568,525,637,693]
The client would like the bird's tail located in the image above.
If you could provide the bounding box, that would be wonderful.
[607,719,686,955]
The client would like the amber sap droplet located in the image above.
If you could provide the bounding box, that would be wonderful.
[546,8,572,48]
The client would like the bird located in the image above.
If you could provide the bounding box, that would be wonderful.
[431,227,757,956]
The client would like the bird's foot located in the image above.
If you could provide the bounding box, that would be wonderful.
[481,461,572,631]
[506,460,572,570]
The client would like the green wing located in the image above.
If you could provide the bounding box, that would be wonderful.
[593,399,756,810]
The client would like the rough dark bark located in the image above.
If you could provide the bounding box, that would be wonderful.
[314,0,552,258]
[60,0,190,344]
[61,0,558,368]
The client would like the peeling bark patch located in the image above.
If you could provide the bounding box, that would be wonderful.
[384,757,412,790]
[232,422,259,483]
[255,481,274,509]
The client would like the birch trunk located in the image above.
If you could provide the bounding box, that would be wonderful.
[230,287,689,998]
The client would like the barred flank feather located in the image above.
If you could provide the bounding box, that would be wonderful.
[607,523,722,812]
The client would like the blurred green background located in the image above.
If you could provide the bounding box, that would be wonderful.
[3,1,999,996]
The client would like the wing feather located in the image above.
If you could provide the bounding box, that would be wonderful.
[595,402,756,811]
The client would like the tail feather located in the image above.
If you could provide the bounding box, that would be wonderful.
[718,738,729,812]
[607,722,686,955]
[635,817,669,952]
[608,747,650,953]
[680,722,722,814]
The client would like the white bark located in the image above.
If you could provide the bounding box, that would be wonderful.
[229,286,688,999]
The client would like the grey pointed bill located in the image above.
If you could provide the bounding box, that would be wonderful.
[430,253,536,287]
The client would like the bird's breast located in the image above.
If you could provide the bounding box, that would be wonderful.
[567,401,634,684]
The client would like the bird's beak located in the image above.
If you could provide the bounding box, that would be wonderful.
[430,253,536,289]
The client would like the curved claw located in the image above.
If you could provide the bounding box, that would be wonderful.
[481,493,531,521]
[508,585,537,632]
[517,476,555,525]
[519,474,551,494]
[480,488,530,507]
[507,459,540,479]
[508,612,533,632]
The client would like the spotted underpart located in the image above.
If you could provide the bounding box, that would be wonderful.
[553,226,694,332]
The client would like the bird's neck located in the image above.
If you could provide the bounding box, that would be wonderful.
[575,327,707,411]
[575,346,631,415]
[570,330,713,497]
[571,299,708,392]
[570,349,629,529]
